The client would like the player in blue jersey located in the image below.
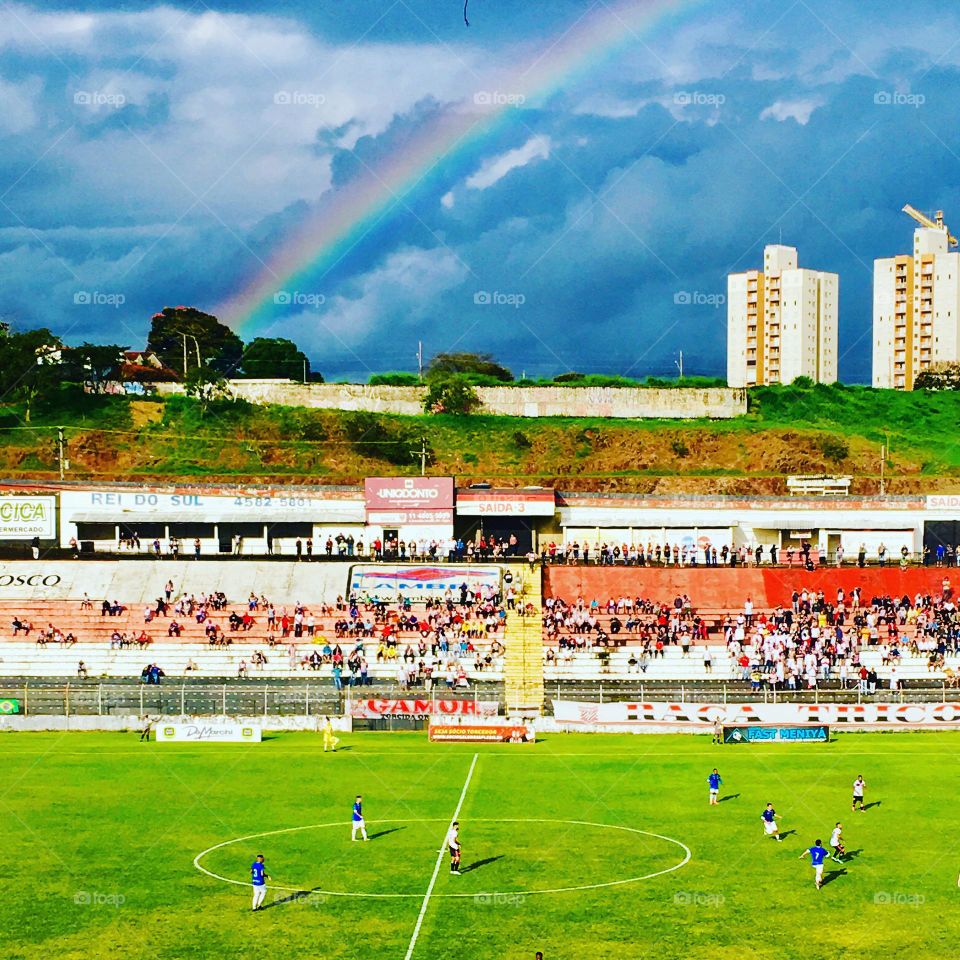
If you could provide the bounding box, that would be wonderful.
[250,854,270,911]
[799,839,829,889]
[352,795,369,842]
[761,803,782,841]
[707,769,722,805]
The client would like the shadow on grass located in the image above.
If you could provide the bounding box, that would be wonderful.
[460,855,504,874]
[821,868,847,887]
[368,826,405,841]
[862,801,881,811]
[262,887,326,910]
[718,793,740,803]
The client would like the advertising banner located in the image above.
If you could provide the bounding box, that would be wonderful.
[366,510,453,525]
[155,722,262,742]
[456,490,555,517]
[349,698,499,720]
[553,700,960,728]
[429,723,534,743]
[349,564,501,601]
[0,496,55,539]
[365,477,454,513]
[724,725,829,743]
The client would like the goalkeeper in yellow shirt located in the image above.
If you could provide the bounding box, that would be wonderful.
[323,716,340,752]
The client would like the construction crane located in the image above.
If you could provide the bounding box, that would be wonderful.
[902,204,958,246]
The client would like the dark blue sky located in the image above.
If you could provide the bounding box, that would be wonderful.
[0,0,957,381]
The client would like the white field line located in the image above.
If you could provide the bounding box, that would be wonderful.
[403,753,479,960]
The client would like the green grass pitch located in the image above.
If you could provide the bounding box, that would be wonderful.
[4,731,959,959]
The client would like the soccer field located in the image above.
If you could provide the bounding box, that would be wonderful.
[5,731,958,960]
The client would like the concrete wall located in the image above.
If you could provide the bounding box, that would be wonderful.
[0,560,351,604]
[155,380,746,419]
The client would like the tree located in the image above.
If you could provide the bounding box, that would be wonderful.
[422,374,481,415]
[184,366,232,417]
[66,343,127,392]
[147,306,243,378]
[427,352,513,382]
[240,337,315,381]
[0,327,63,421]
[914,362,960,391]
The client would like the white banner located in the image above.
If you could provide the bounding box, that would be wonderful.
[156,722,262,742]
[350,698,499,720]
[0,496,55,539]
[553,699,960,727]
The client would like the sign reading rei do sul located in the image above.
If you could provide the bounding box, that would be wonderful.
[364,477,454,524]
[0,497,56,540]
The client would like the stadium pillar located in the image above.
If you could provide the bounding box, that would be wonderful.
[139,686,143,716]
[22,683,28,716]
[305,685,310,717]
[263,688,268,716]
[97,684,102,716]
[64,683,69,717]
[180,685,185,717]
[222,685,227,715]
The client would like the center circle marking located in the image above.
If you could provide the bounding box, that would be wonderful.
[193,817,691,898]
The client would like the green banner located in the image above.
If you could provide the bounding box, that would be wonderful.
[0,699,21,715]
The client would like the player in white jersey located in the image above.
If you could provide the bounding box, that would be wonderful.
[829,822,846,862]
[447,821,461,875]
[852,775,866,812]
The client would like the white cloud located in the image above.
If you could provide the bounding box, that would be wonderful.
[440,191,455,209]
[0,75,40,134]
[465,135,551,191]
[760,98,822,125]
[296,246,470,348]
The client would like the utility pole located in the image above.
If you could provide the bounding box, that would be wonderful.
[417,341,423,382]
[675,350,684,380]
[182,334,188,378]
[419,436,428,477]
[880,442,886,497]
[303,358,308,384]
[56,426,66,481]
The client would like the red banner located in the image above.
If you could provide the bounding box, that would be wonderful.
[349,698,499,719]
[429,724,534,743]
[364,477,454,512]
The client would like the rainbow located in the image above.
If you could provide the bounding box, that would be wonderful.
[220,0,705,333]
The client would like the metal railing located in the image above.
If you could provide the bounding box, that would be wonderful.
[1,678,957,716]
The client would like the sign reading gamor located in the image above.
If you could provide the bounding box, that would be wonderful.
[350,698,498,719]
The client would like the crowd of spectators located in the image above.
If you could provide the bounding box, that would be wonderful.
[541,577,960,689]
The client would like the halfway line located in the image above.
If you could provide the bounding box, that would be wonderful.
[403,752,479,960]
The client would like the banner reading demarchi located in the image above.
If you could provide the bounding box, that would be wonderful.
[0,699,21,715]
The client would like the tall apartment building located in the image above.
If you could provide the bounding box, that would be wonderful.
[727,245,838,388]
[873,225,960,390]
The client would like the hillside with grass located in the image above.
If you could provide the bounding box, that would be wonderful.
[0,382,958,493]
